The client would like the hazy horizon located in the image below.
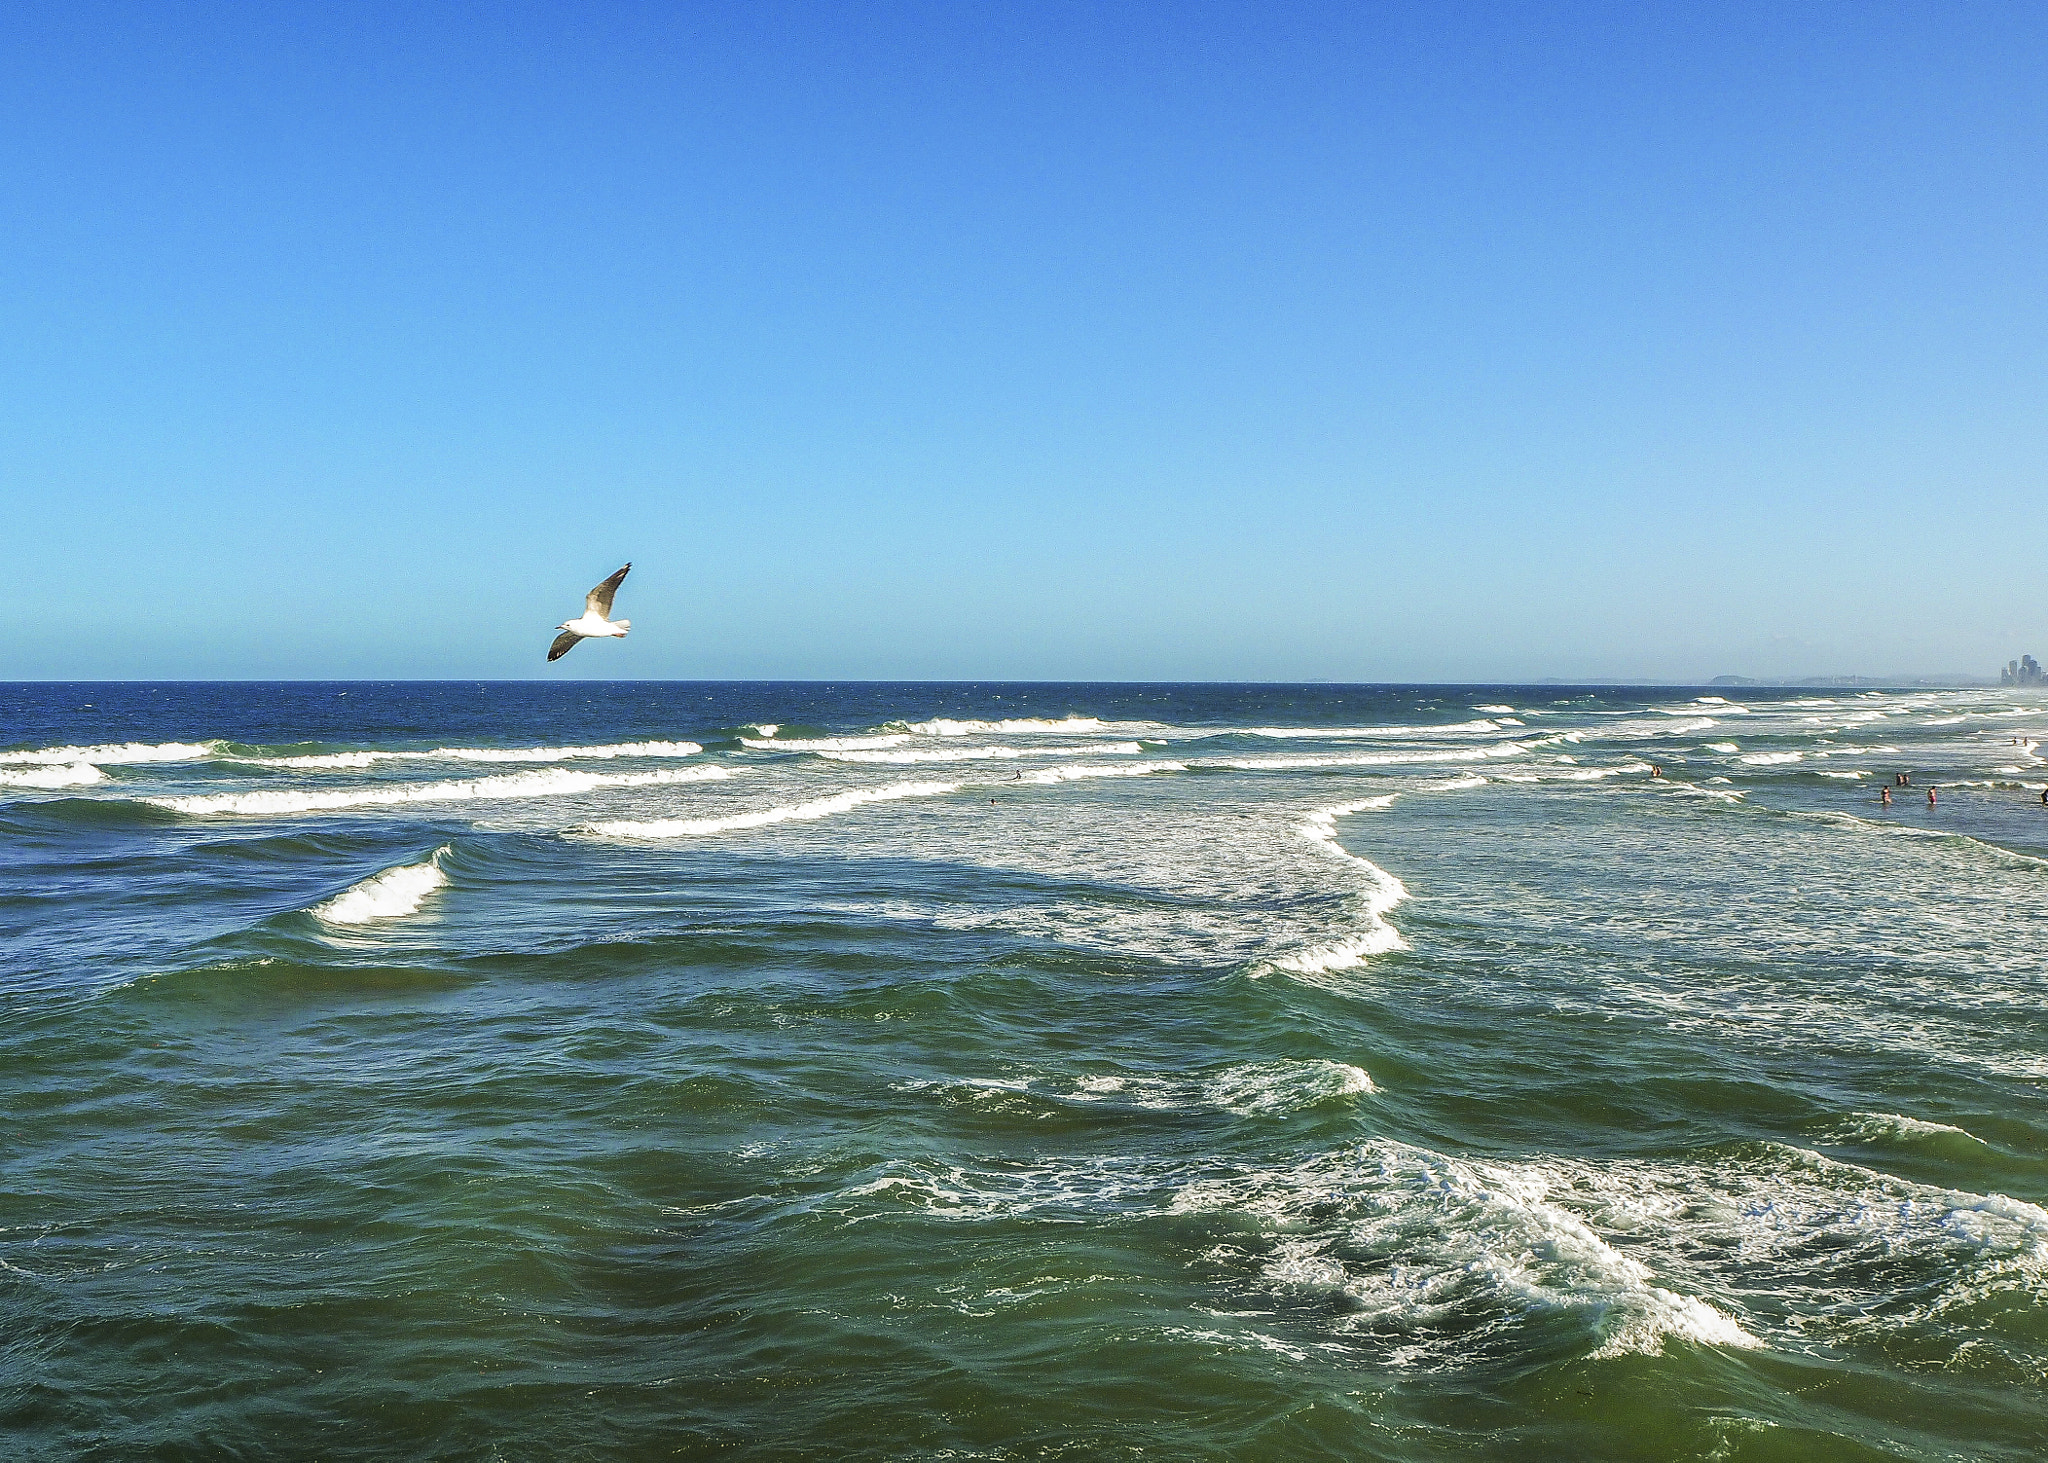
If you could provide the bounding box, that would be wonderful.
[1,670,2022,689]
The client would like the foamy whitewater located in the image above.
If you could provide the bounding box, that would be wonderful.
[4,681,2044,1462]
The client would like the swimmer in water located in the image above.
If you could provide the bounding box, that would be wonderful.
[1927,786,1937,806]
[1880,786,1891,805]
[1649,765,1662,778]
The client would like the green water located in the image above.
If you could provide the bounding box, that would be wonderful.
[3,682,2044,1460]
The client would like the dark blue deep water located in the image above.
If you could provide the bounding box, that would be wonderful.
[4,681,2045,1461]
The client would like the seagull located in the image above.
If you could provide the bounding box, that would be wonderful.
[547,563,632,662]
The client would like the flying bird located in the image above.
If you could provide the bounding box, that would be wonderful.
[548,563,633,662]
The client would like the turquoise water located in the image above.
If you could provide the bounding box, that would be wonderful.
[3,682,2044,1461]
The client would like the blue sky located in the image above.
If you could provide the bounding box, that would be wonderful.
[4,2,2043,681]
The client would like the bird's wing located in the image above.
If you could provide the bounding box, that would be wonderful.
[547,630,584,662]
[585,563,631,620]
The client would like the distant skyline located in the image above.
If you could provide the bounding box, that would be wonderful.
[4,3,2044,682]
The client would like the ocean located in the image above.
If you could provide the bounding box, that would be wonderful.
[2,681,2044,1461]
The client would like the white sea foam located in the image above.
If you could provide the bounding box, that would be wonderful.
[1172,1141,1763,1362]
[750,724,780,737]
[1214,746,1509,771]
[150,765,733,817]
[740,734,909,752]
[311,849,450,924]
[1264,800,1409,973]
[585,779,958,838]
[1827,1112,1988,1147]
[1589,718,1718,739]
[1704,742,1741,753]
[1239,720,1503,739]
[1817,770,1866,780]
[1473,705,1516,713]
[235,740,703,769]
[1015,761,1184,784]
[1204,1060,1374,1113]
[0,740,217,766]
[820,1136,2048,1368]
[1738,751,1805,765]
[242,751,386,769]
[1495,766,1632,783]
[901,717,1136,737]
[818,742,1142,765]
[0,762,106,788]
[907,1059,1374,1119]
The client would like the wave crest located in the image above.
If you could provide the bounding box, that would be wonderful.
[0,762,107,788]
[0,741,217,766]
[234,740,703,769]
[584,779,959,838]
[312,849,451,924]
[149,765,733,817]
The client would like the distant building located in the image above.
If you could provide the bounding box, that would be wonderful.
[2001,654,2044,686]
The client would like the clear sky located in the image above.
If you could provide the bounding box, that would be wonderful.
[4,2,2043,682]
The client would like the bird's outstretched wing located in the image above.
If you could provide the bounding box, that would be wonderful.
[547,630,583,662]
[586,563,631,620]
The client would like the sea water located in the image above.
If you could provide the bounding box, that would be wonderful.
[2,681,2043,1460]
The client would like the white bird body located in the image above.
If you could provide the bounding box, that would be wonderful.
[547,564,633,661]
[560,612,628,639]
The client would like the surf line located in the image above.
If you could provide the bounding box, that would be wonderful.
[581,779,961,838]
[1255,797,1411,977]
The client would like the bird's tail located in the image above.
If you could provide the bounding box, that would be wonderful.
[615,619,631,632]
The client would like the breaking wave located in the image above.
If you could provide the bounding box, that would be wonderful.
[1265,799,1409,974]
[233,740,703,769]
[739,735,909,752]
[904,1059,1374,1118]
[0,740,217,766]
[1015,761,1185,784]
[148,765,734,817]
[820,742,1142,765]
[1824,1112,1990,1148]
[1238,720,1503,738]
[311,849,451,924]
[898,717,1150,737]
[584,779,959,838]
[0,762,106,789]
[1213,747,1508,771]
[1173,1142,1765,1364]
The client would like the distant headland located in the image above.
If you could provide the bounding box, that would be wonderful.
[1708,673,1990,688]
[1704,657,2041,689]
